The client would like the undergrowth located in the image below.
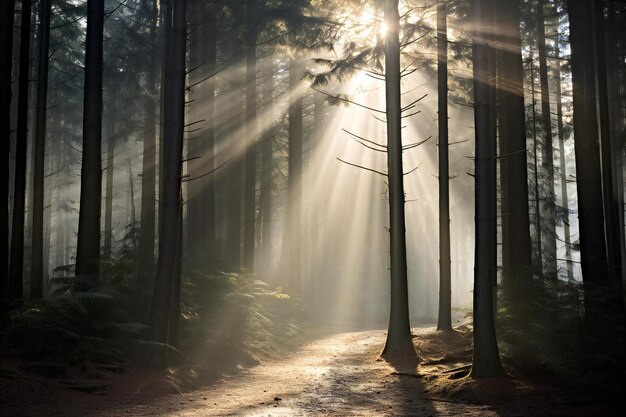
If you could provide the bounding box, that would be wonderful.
[180,268,302,368]
[497,277,626,397]
[0,226,302,370]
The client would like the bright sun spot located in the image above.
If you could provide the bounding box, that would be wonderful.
[379,22,388,38]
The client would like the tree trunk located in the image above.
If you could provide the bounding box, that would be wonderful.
[593,0,624,289]
[75,0,105,284]
[0,0,15,297]
[567,0,612,317]
[380,0,415,362]
[30,0,51,299]
[9,0,33,298]
[139,0,158,267]
[259,62,274,272]
[436,0,452,332]
[536,0,557,276]
[497,0,533,288]
[243,0,257,272]
[103,105,116,260]
[286,59,303,293]
[607,0,626,283]
[470,0,504,378]
[150,0,186,345]
[128,159,136,226]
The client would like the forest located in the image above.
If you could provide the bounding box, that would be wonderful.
[1,0,626,415]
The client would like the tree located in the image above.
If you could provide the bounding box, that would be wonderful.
[243,0,258,272]
[139,0,159,268]
[286,58,303,293]
[437,0,452,332]
[150,0,187,345]
[593,0,623,287]
[567,0,620,318]
[103,102,116,260]
[469,0,504,378]
[380,0,415,362]
[259,61,275,272]
[497,0,533,287]
[30,0,51,298]
[0,0,16,297]
[75,0,105,284]
[9,0,33,298]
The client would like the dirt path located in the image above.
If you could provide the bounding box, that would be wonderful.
[4,327,625,416]
[98,330,495,416]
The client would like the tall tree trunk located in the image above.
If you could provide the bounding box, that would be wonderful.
[75,0,105,284]
[593,0,624,289]
[470,0,503,378]
[567,0,613,318]
[103,105,116,260]
[259,63,274,272]
[607,0,626,282]
[0,0,15,296]
[128,159,136,226]
[436,0,452,332]
[380,0,415,362]
[9,0,33,298]
[497,0,533,288]
[536,0,557,276]
[243,0,257,272]
[30,0,51,299]
[150,0,186,345]
[286,59,303,293]
[226,103,242,268]
[139,0,158,267]
[554,32,574,280]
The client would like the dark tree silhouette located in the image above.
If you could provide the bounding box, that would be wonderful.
[470,0,504,378]
[75,0,105,283]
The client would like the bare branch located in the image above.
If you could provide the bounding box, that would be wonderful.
[404,161,422,176]
[183,158,231,183]
[403,136,431,150]
[342,128,386,149]
[337,158,387,176]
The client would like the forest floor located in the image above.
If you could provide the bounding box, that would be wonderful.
[2,326,626,416]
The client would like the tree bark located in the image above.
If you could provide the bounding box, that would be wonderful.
[286,59,303,293]
[9,0,33,298]
[75,0,105,284]
[567,0,613,317]
[436,0,452,332]
[593,0,624,289]
[496,0,533,288]
[30,0,51,298]
[139,0,159,267]
[150,0,186,345]
[470,0,504,378]
[103,104,116,260]
[0,0,15,297]
[259,62,274,272]
[128,159,136,226]
[243,0,257,272]
[381,0,415,362]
